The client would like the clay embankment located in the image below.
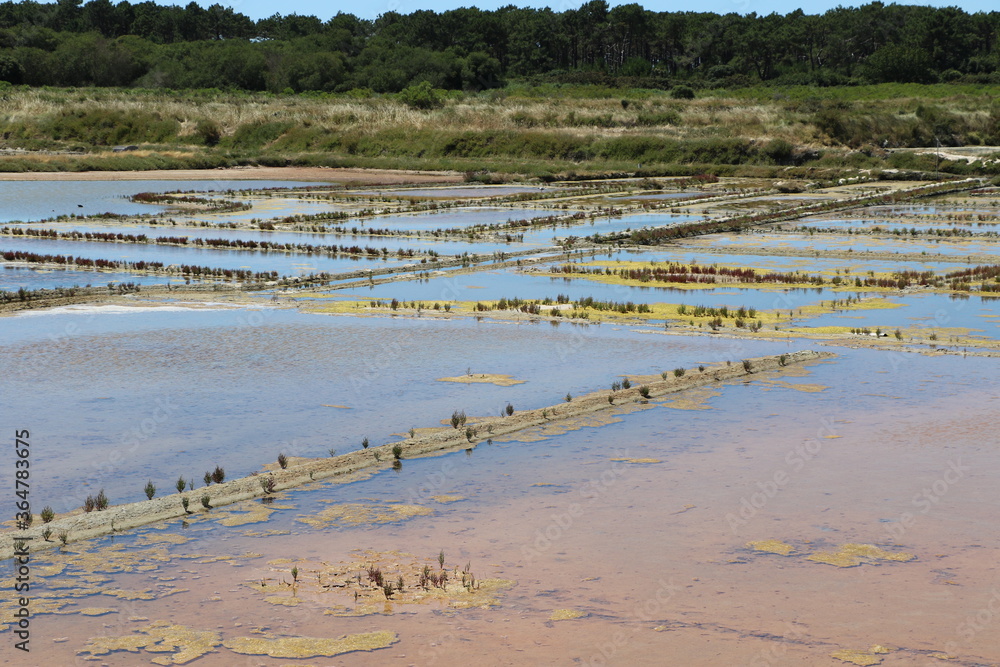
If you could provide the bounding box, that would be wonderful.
[0,350,831,559]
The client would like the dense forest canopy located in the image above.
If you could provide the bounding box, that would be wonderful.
[0,0,997,92]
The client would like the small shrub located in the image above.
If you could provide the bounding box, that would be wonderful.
[212,466,225,484]
[83,495,96,513]
[362,437,369,449]
[622,378,631,389]
[565,392,572,402]
[42,527,52,541]
[95,489,108,511]
[41,506,54,523]
[277,453,288,469]
[742,359,753,373]
[328,448,337,457]
[58,532,68,545]
[182,497,190,513]
[674,367,686,377]
[450,410,467,429]
[175,477,186,493]
[638,385,651,398]
[465,426,476,442]
[291,566,298,583]
[203,471,212,486]
[392,444,403,460]
[144,480,156,500]
[778,354,788,367]
[505,403,514,416]
[670,85,695,99]
[260,476,276,494]
[894,329,903,340]
[698,365,706,372]
[408,427,416,438]
[201,495,211,510]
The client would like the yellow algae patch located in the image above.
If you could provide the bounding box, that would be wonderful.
[747,540,795,556]
[78,621,221,664]
[77,607,118,616]
[264,595,302,607]
[101,588,157,601]
[322,404,351,409]
[831,645,892,665]
[243,529,291,538]
[437,373,525,386]
[757,379,828,393]
[550,609,587,621]
[430,495,465,503]
[223,631,398,658]
[611,458,662,464]
[133,533,194,547]
[656,385,720,410]
[215,503,277,527]
[808,544,915,568]
[296,503,432,529]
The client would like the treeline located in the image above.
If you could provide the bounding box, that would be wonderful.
[0,1,998,91]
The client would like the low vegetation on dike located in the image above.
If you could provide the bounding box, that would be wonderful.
[0,85,997,179]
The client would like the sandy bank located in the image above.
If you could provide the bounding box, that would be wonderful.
[0,350,831,559]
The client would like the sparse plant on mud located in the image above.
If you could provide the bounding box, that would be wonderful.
[638,385,650,398]
[260,476,276,494]
[621,378,631,389]
[742,359,753,373]
[144,480,156,500]
[212,466,225,484]
[201,495,211,509]
[277,453,288,469]
[392,444,403,459]
[505,402,514,416]
[451,410,467,429]
[182,497,190,513]
[565,392,572,402]
[362,437,370,449]
[674,367,686,377]
[41,506,54,523]
[176,477,186,493]
[95,489,108,511]
[42,527,52,541]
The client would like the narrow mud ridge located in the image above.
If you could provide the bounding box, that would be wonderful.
[0,349,832,559]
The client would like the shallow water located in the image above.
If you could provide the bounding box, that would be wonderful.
[685,231,1000,257]
[0,306,790,510]
[0,236,405,277]
[329,266,852,312]
[7,347,1000,666]
[7,221,537,256]
[0,265,168,291]
[0,180,314,222]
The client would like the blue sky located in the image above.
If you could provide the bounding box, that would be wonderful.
[223,0,997,22]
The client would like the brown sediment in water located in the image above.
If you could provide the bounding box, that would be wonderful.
[0,349,831,560]
[436,373,526,386]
